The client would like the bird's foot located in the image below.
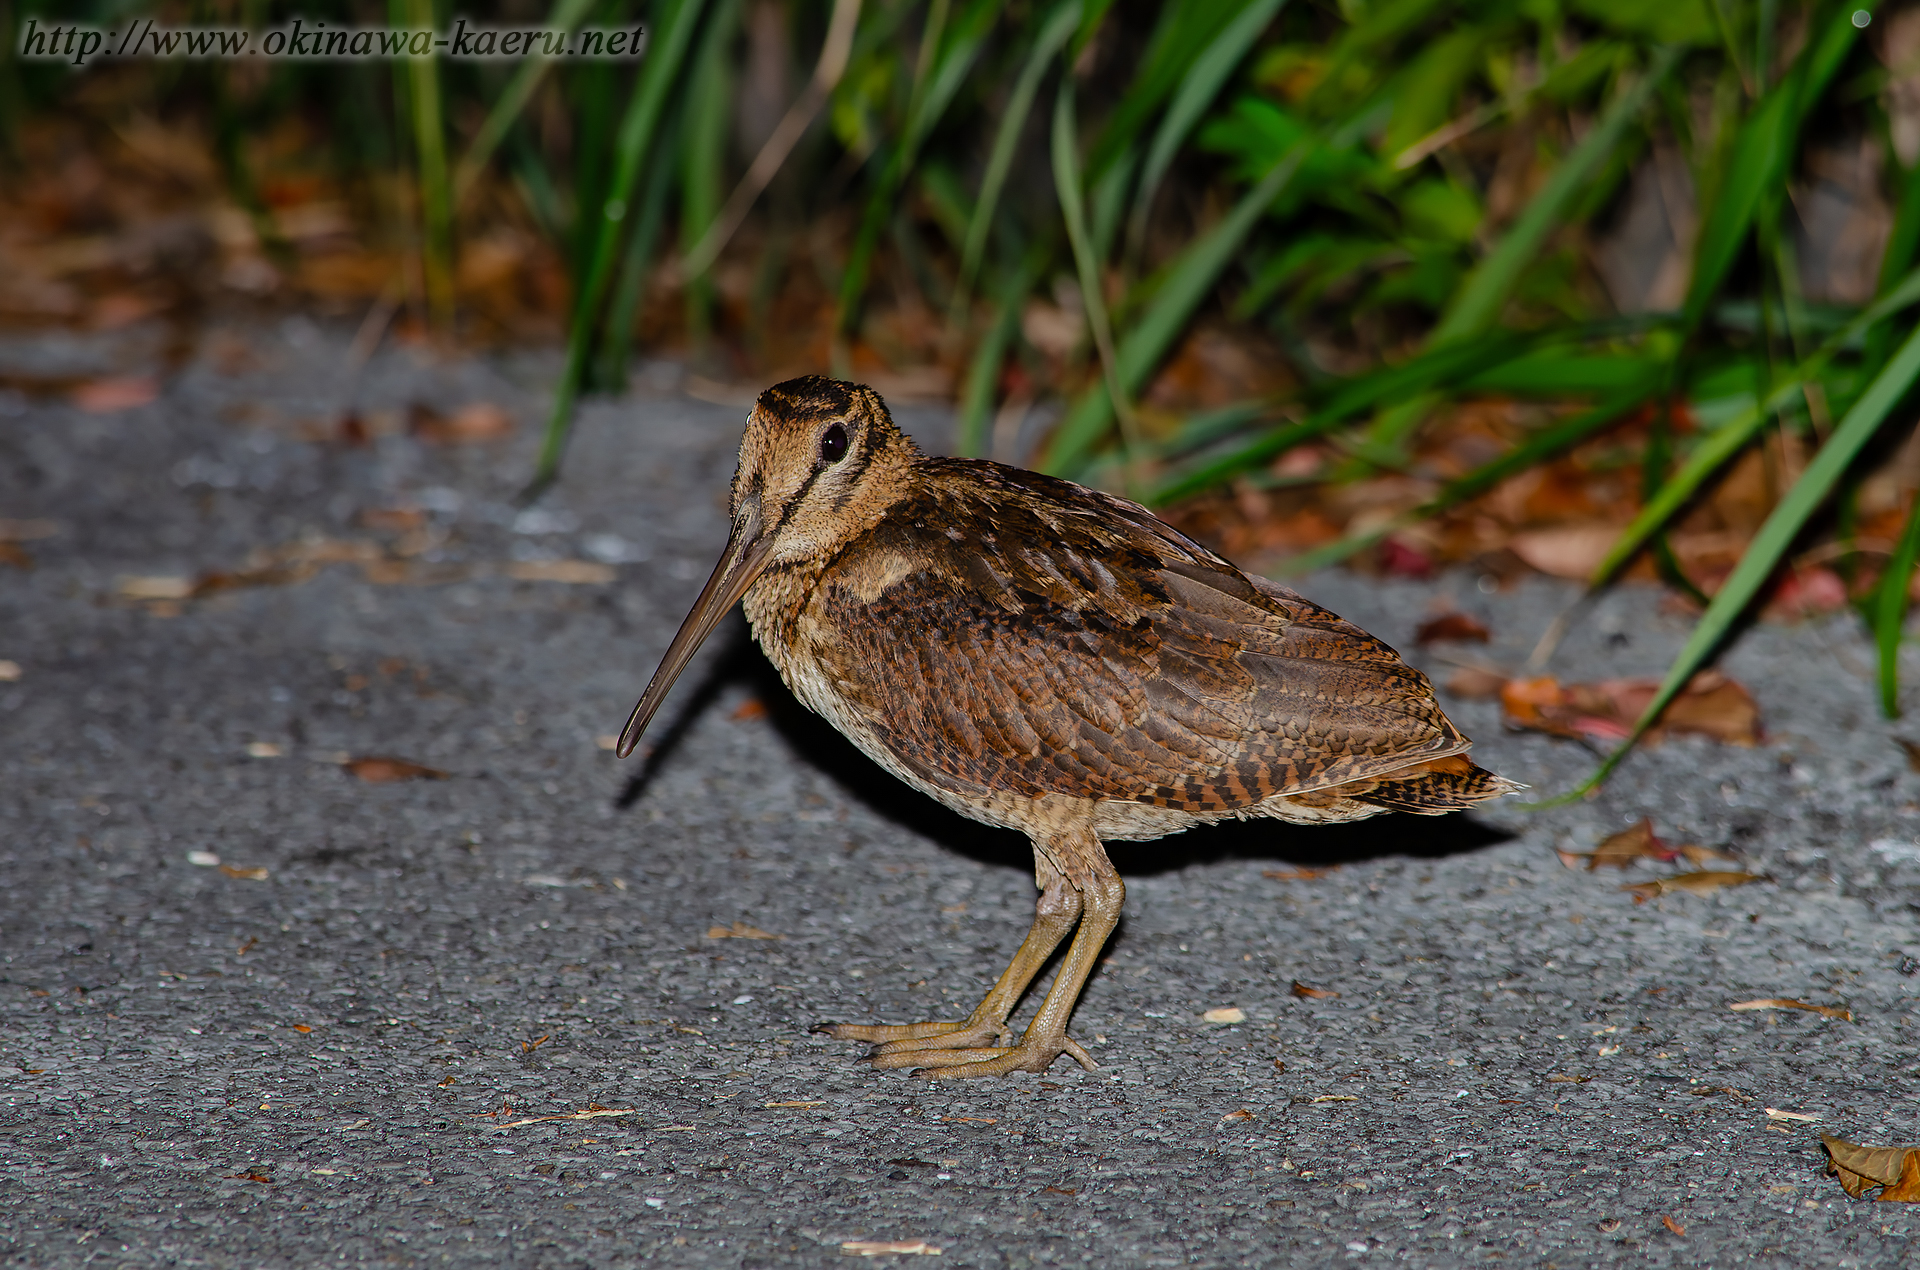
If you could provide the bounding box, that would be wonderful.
[892,1032,1096,1080]
[813,1016,1008,1054]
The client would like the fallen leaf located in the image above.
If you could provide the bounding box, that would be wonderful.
[291,1025,312,1033]
[765,1100,825,1108]
[1624,872,1764,903]
[1444,667,1510,699]
[505,559,616,584]
[0,542,30,569]
[1041,1185,1077,1196]
[520,1035,551,1053]
[1501,671,1760,748]
[218,865,269,881]
[343,756,448,782]
[889,1158,939,1169]
[730,697,769,721]
[1203,1007,1246,1024]
[1291,981,1339,999]
[1822,1136,1920,1201]
[1728,998,1853,1021]
[1222,1108,1256,1121]
[245,741,282,758]
[1547,1075,1591,1084]
[1415,612,1491,644]
[359,506,426,532]
[1262,867,1331,880]
[72,375,159,412]
[1765,1107,1821,1122]
[409,401,514,443]
[1661,1215,1686,1236]
[1677,843,1742,867]
[1377,537,1433,578]
[1508,523,1620,580]
[1763,567,1848,623]
[706,921,783,940]
[841,1241,942,1257]
[942,1116,997,1124]
[117,575,195,601]
[1310,1094,1357,1103]
[1571,818,1678,870]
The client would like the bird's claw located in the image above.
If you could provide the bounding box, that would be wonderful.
[890,1034,1097,1080]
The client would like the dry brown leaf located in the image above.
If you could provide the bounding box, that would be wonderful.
[706,921,783,940]
[409,401,514,443]
[1222,1108,1256,1120]
[1262,867,1332,880]
[1547,1074,1591,1084]
[72,375,159,412]
[343,756,449,783]
[730,697,769,721]
[1624,871,1764,903]
[1501,671,1760,748]
[1661,1215,1686,1236]
[218,865,269,881]
[1507,523,1621,580]
[841,1241,942,1257]
[1898,738,1920,773]
[505,560,616,584]
[117,575,195,601]
[1728,998,1853,1021]
[1677,843,1742,867]
[1444,666,1510,699]
[1290,980,1339,999]
[1823,1136,1920,1201]
[765,1100,824,1108]
[0,542,30,569]
[1415,612,1491,644]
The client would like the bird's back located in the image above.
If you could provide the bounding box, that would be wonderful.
[745,457,1506,836]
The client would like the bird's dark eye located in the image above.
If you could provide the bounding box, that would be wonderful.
[819,424,848,464]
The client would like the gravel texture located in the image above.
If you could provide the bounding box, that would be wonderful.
[4,315,1919,1267]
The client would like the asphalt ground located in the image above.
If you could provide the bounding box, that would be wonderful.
[3,314,1918,1267]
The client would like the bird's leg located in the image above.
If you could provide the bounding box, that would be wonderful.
[903,860,1125,1080]
[814,866,1082,1055]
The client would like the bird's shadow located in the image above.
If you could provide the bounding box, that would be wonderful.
[616,616,1514,875]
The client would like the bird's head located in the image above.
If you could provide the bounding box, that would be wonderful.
[616,376,918,756]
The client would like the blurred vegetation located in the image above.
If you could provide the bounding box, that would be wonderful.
[8,0,1920,789]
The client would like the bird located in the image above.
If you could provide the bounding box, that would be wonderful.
[617,375,1516,1080]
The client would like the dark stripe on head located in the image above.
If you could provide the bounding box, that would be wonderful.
[759,375,857,423]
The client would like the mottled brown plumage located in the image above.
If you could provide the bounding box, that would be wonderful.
[618,375,1515,1079]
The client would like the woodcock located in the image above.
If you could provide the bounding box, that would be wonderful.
[618,376,1516,1080]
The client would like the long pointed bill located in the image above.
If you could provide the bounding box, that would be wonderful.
[616,505,773,758]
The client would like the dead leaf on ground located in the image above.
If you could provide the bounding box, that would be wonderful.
[1624,871,1764,903]
[218,864,269,880]
[1041,1185,1078,1195]
[1502,670,1760,748]
[1661,1215,1686,1236]
[0,542,30,569]
[706,921,783,940]
[409,401,514,443]
[1728,998,1853,1021]
[1823,1136,1920,1201]
[72,375,160,412]
[1445,666,1511,699]
[1415,612,1491,644]
[730,697,769,721]
[1560,818,1675,870]
[1765,1107,1821,1122]
[1291,981,1339,999]
[343,756,449,783]
[504,559,616,584]
[1263,867,1332,880]
[1898,738,1920,773]
[1547,1074,1591,1084]
[841,1241,942,1257]
[1222,1108,1256,1121]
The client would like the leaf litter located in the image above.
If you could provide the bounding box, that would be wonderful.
[1822,1136,1920,1202]
[1501,670,1760,747]
[1728,998,1853,1022]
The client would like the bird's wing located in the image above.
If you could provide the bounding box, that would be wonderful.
[811,460,1467,811]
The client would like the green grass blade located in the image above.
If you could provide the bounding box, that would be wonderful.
[1270,383,1657,576]
[1043,141,1306,476]
[1682,4,1869,333]
[452,0,598,206]
[1544,320,1920,806]
[528,0,708,500]
[1127,0,1288,249]
[949,0,1080,327]
[405,0,454,332]
[1590,267,1920,584]
[1875,494,1920,717]
[1430,44,1681,346]
[1054,83,1141,480]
